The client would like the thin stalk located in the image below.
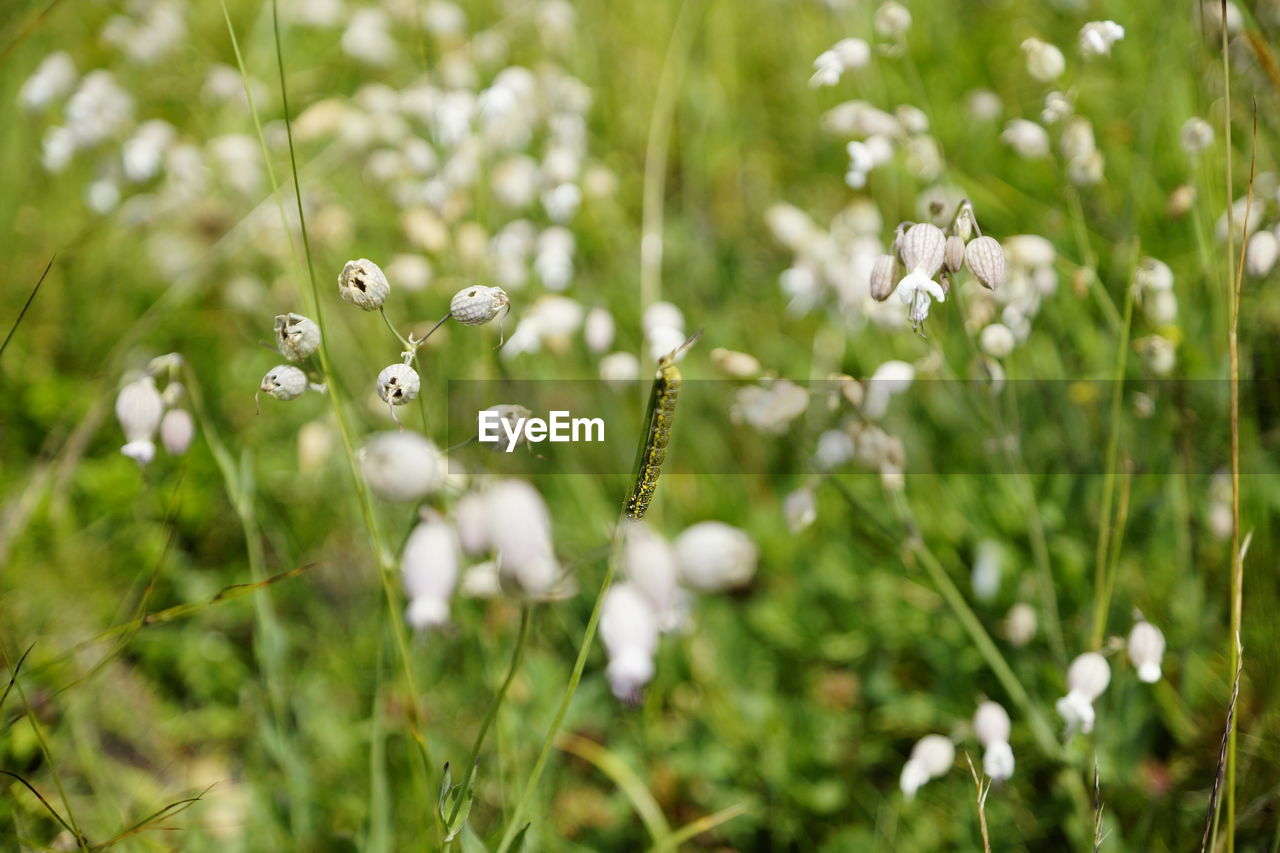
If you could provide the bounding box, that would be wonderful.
[495,530,626,853]
[1090,248,1138,649]
[447,606,532,833]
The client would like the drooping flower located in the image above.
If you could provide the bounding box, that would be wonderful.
[600,582,660,702]
[900,734,954,799]
[1056,652,1111,736]
[974,701,1015,781]
[402,514,460,630]
[116,375,165,465]
[1127,620,1166,683]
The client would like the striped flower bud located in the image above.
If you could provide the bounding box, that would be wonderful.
[1056,652,1111,736]
[358,431,441,502]
[159,408,195,455]
[338,258,390,310]
[900,735,954,799]
[673,521,758,592]
[1127,620,1166,683]
[944,235,966,274]
[116,375,164,464]
[965,236,1005,290]
[898,223,946,276]
[870,253,900,301]
[274,312,321,361]
[401,514,460,630]
[600,582,660,703]
[260,365,308,401]
[974,701,1015,781]
[450,285,509,325]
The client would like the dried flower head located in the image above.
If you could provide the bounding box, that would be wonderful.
[260,365,308,401]
[274,313,321,361]
[376,363,421,425]
[338,258,391,310]
[116,375,165,464]
[450,284,510,325]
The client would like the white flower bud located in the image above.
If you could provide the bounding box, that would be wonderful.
[1003,235,1055,269]
[1001,119,1050,158]
[979,323,1016,359]
[1041,90,1073,124]
[1180,117,1214,156]
[600,351,641,382]
[965,236,1005,290]
[1060,117,1096,162]
[1006,602,1037,646]
[784,487,817,532]
[600,582,659,702]
[900,735,954,799]
[873,1,912,37]
[1246,229,1278,277]
[1127,621,1166,683]
[377,363,420,408]
[1079,21,1124,57]
[159,408,195,455]
[621,521,684,632]
[898,223,946,276]
[1021,38,1065,82]
[584,307,615,353]
[944,235,966,274]
[338,258,390,310]
[673,521,758,592]
[974,700,1015,781]
[453,491,490,555]
[358,431,441,502]
[260,365,308,401]
[486,480,560,596]
[870,253,901,301]
[116,375,165,464]
[710,347,761,379]
[401,516,460,629]
[450,284,510,325]
[1056,652,1111,736]
[863,360,913,420]
[274,313,321,361]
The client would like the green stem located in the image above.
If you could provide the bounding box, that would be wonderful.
[447,606,532,834]
[495,529,625,852]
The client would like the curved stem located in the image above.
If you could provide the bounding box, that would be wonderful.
[495,528,625,853]
[448,606,532,830]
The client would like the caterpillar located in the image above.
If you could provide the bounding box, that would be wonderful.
[624,330,701,519]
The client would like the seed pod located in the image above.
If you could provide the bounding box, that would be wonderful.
[338,258,390,310]
[260,365,308,401]
[359,431,441,502]
[450,285,509,325]
[116,375,165,464]
[377,363,420,407]
[898,223,946,276]
[869,253,900,301]
[478,403,533,451]
[944,235,966,274]
[965,236,1005,290]
[159,408,195,455]
[274,312,321,361]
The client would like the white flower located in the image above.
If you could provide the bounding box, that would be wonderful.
[1127,621,1166,683]
[1041,91,1072,124]
[159,409,195,455]
[20,52,77,111]
[358,431,440,502]
[402,516,460,629]
[1246,229,1279,277]
[809,38,870,88]
[584,307,615,353]
[845,140,876,189]
[1021,38,1065,82]
[979,323,1016,359]
[1001,119,1050,158]
[814,429,856,471]
[899,734,954,799]
[971,540,1002,602]
[873,1,912,37]
[342,8,396,66]
[1079,21,1124,57]
[621,521,685,632]
[733,381,810,434]
[1006,602,1037,646]
[116,375,165,464]
[974,701,1014,781]
[894,223,947,331]
[784,487,817,532]
[600,582,659,702]
[863,360,914,420]
[1056,652,1111,736]
[1180,117,1214,156]
[1135,257,1174,293]
[674,522,758,592]
[486,480,560,596]
[599,351,641,382]
[1003,235,1056,269]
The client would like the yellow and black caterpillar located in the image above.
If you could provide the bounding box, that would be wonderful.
[624,330,701,519]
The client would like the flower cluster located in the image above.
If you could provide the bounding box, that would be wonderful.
[114,353,196,465]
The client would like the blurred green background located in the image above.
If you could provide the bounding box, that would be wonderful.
[2,0,1279,850]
